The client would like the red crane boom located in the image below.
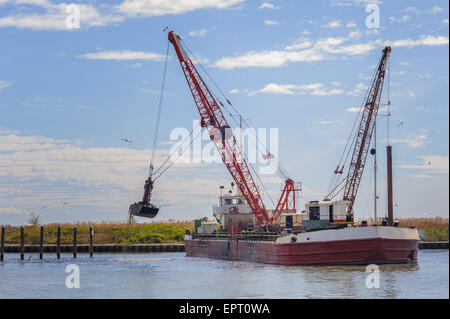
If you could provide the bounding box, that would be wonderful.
[168,31,271,226]
[168,31,300,228]
[342,46,391,216]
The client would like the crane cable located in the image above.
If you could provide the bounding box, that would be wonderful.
[149,41,170,175]
[181,38,291,181]
[152,128,201,181]
[180,39,279,207]
[324,55,380,199]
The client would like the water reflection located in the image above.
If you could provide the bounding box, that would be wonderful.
[0,250,447,299]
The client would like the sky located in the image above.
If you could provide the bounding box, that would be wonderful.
[0,0,448,225]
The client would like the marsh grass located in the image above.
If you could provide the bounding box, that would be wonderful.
[2,218,447,244]
[2,220,195,245]
[396,217,449,241]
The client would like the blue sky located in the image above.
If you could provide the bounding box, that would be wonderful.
[0,0,448,225]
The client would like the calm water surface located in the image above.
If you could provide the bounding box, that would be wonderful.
[0,250,447,298]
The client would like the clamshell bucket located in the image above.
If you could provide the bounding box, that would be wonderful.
[129,202,159,218]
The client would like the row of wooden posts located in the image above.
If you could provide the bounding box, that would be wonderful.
[0,225,94,261]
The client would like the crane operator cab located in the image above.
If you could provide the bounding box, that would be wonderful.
[302,199,352,231]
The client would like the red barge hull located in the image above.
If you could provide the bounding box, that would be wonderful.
[185,227,419,265]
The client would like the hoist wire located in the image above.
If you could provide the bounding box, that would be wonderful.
[181,38,291,181]
[150,41,170,174]
[178,40,283,207]
[325,57,380,199]
[153,127,200,181]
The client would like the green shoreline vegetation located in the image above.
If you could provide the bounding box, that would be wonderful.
[2,220,195,245]
[1,218,448,245]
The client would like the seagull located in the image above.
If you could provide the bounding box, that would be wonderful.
[26,256,32,261]
[397,120,406,128]
[163,26,169,32]
[121,138,133,144]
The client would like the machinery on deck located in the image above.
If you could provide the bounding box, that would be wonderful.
[302,46,391,230]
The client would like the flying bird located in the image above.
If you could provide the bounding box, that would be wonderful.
[397,120,406,128]
[262,152,274,160]
[26,256,32,261]
[163,26,169,32]
[61,201,69,205]
[121,138,133,144]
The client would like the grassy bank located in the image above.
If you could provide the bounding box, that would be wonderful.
[2,220,194,245]
[397,217,449,241]
[1,218,447,245]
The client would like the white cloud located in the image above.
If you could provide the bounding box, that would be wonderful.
[402,6,443,15]
[0,206,21,215]
[131,62,143,68]
[254,82,347,96]
[392,132,428,148]
[348,30,362,39]
[285,39,313,51]
[0,129,237,222]
[346,107,361,112]
[118,0,243,16]
[399,155,449,174]
[188,29,208,37]
[212,32,379,69]
[78,50,167,61]
[0,80,11,91]
[428,6,443,13]
[385,35,449,48]
[229,88,240,94]
[213,48,325,69]
[0,2,123,30]
[264,19,279,26]
[346,83,365,96]
[443,19,449,24]
[0,0,242,30]
[322,20,341,28]
[258,2,279,9]
[389,15,410,23]
[330,0,383,7]
[346,21,356,28]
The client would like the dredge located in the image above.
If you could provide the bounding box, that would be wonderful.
[132,30,419,265]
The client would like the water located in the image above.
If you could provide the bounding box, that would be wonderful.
[0,250,448,299]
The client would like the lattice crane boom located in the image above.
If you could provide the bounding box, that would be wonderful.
[343,46,391,215]
[168,31,273,226]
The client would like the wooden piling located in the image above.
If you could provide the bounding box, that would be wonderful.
[40,225,44,260]
[1,225,5,261]
[20,226,24,260]
[89,226,93,258]
[56,225,61,259]
[73,226,77,258]
[386,145,394,227]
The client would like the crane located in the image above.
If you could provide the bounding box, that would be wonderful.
[168,30,300,229]
[326,46,391,220]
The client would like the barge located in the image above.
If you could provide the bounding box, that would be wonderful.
[184,188,419,265]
